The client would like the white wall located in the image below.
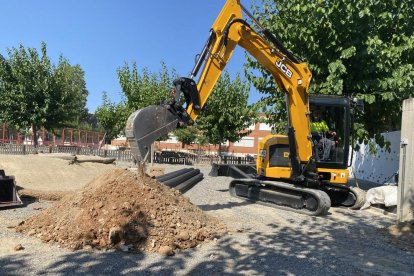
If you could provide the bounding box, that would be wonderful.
[233,137,255,147]
[350,131,400,184]
[259,123,272,131]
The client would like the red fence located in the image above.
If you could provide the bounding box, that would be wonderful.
[1,123,105,148]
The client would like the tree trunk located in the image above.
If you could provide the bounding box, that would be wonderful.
[32,124,38,147]
[218,144,222,163]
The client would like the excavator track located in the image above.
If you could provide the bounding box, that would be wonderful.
[229,179,331,216]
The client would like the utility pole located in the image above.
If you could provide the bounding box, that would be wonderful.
[397,98,414,222]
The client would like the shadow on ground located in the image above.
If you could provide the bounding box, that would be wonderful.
[1,170,413,276]
[1,205,413,275]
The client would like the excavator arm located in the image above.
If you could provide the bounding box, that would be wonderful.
[126,0,313,178]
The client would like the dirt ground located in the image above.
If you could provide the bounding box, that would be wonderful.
[0,154,115,192]
[1,155,414,275]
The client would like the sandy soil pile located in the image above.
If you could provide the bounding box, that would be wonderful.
[16,168,226,255]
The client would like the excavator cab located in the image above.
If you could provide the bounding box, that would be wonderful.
[310,95,352,168]
[257,95,362,185]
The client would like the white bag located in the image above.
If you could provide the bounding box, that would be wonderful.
[360,186,397,210]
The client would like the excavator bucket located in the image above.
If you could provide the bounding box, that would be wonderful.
[126,105,180,162]
[0,170,23,208]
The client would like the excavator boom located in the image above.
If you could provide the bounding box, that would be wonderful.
[126,0,312,166]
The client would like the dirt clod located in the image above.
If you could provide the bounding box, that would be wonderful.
[16,168,226,254]
[108,226,124,245]
[177,231,190,241]
[14,244,24,251]
[159,245,174,256]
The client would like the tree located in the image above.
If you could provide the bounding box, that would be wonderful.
[248,0,414,145]
[109,62,178,141]
[49,60,89,129]
[96,62,178,143]
[196,72,258,154]
[0,42,88,145]
[117,61,177,111]
[95,92,129,142]
[174,126,198,148]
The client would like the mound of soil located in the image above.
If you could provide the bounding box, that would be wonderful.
[16,168,226,255]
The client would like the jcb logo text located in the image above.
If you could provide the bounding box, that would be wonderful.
[276,60,293,79]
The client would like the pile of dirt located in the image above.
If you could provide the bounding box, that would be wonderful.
[16,168,226,255]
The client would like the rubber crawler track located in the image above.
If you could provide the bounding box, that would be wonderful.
[229,179,331,216]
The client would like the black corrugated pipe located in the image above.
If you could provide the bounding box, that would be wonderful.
[175,173,204,194]
[155,168,193,182]
[161,169,201,188]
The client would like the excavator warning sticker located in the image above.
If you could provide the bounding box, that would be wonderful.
[259,149,266,158]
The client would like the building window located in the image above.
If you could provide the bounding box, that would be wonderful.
[259,123,272,131]
[234,137,254,147]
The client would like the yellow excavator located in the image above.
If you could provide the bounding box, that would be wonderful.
[125,0,365,215]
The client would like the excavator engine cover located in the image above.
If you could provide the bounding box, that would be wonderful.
[0,170,23,208]
[126,105,179,162]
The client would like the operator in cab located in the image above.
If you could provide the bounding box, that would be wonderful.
[311,109,337,160]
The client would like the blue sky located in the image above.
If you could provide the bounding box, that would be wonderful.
[0,0,260,112]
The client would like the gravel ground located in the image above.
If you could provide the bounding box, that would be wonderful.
[1,163,413,275]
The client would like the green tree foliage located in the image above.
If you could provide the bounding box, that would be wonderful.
[174,126,198,147]
[114,63,258,149]
[51,60,89,129]
[98,62,179,140]
[95,92,129,142]
[249,0,414,144]
[117,61,178,111]
[0,42,88,145]
[196,72,258,152]
[196,132,209,147]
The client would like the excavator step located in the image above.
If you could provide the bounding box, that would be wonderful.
[229,179,331,216]
[0,170,23,208]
